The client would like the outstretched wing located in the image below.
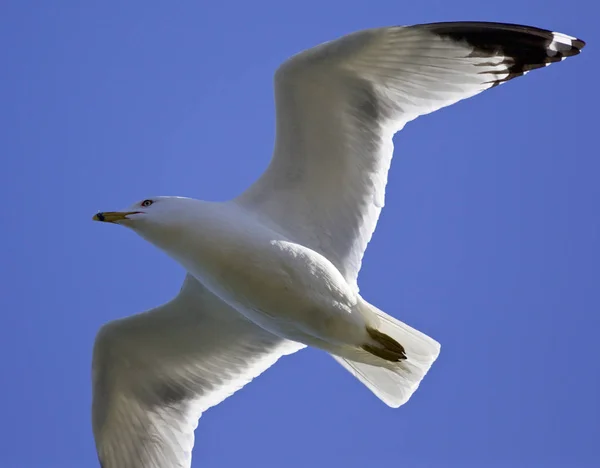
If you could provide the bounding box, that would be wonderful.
[237,22,584,289]
[92,275,304,468]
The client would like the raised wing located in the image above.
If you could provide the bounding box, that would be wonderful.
[92,275,304,468]
[237,22,584,289]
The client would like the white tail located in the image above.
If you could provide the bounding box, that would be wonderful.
[332,302,440,408]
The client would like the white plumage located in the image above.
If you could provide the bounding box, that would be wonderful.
[93,275,304,467]
[91,22,585,467]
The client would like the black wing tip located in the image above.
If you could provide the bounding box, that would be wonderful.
[571,37,586,52]
[419,21,586,54]
[415,22,585,85]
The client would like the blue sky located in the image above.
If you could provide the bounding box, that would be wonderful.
[1,1,598,467]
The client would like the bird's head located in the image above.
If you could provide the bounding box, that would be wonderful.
[93,196,198,246]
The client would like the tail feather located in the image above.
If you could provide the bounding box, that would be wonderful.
[333,301,440,408]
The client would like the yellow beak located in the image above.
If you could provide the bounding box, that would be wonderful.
[92,211,140,223]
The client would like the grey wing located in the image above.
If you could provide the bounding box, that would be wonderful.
[92,274,304,468]
[237,22,584,290]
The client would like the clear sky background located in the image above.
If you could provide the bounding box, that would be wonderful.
[1,1,598,467]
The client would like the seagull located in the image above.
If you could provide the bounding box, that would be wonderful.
[91,21,585,468]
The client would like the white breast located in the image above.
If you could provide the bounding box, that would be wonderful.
[164,202,366,345]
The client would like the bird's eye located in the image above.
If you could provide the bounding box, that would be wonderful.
[140,199,154,207]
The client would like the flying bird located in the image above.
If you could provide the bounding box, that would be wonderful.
[91,21,585,467]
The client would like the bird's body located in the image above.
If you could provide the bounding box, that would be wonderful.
[144,198,366,349]
[90,21,585,468]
